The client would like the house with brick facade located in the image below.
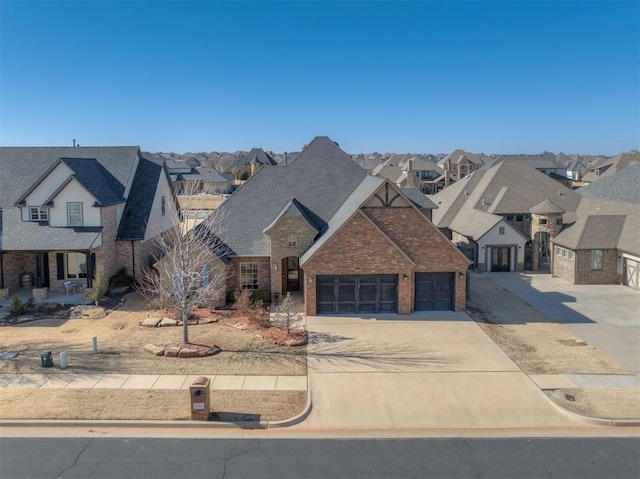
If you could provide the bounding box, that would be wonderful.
[0,147,176,299]
[199,137,471,315]
[551,163,640,290]
[429,161,581,273]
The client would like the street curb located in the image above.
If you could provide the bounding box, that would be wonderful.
[0,383,312,430]
[541,389,640,427]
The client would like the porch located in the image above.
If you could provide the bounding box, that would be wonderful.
[0,285,91,310]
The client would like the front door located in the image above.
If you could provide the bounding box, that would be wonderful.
[491,247,511,272]
[282,256,300,293]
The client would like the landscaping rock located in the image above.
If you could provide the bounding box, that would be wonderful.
[36,303,59,314]
[234,323,248,330]
[159,318,178,327]
[16,315,36,324]
[285,338,307,347]
[139,317,161,327]
[144,344,165,356]
[165,347,181,357]
[177,348,200,358]
[199,317,219,324]
[82,307,106,319]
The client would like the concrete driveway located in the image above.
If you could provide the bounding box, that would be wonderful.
[487,272,640,373]
[294,313,581,430]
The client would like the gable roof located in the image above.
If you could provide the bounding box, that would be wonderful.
[438,149,484,166]
[430,161,581,239]
[117,158,166,240]
[578,162,640,204]
[263,198,320,234]
[485,152,566,170]
[582,151,640,183]
[214,137,368,256]
[400,188,438,209]
[553,197,640,255]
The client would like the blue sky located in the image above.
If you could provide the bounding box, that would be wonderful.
[1,1,638,155]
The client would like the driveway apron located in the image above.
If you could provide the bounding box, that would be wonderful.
[295,314,582,430]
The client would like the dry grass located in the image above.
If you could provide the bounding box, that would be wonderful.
[546,389,640,420]
[0,293,306,376]
[0,293,307,421]
[0,389,306,422]
[468,275,630,375]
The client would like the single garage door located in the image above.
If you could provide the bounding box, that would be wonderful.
[316,275,398,314]
[415,272,455,311]
[624,258,639,291]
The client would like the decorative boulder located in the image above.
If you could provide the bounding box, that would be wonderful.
[144,344,165,356]
[159,318,178,327]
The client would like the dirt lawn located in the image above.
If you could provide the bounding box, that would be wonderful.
[0,293,307,421]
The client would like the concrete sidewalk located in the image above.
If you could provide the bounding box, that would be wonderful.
[0,374,307,391]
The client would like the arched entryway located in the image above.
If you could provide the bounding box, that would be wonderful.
[534,231,551,272]
[281,256,300,294]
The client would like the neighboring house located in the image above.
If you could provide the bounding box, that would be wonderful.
[581,151,640,185]
[371,157,448,194]
[0,147,176,295]
[483,152,568,179]
[551,198,640,290]
[436,149,484,181]
[223,147,278,178]
[429,161,581,273]
[196,137,471,315]
[551,163,640,290]
[173,167,233,195]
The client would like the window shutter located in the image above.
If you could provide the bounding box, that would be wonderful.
[56,254,65,280]
[91,253,96,279]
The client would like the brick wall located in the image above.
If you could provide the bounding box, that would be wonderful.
[552,246,576,283]
[574,249,618,284]
[227,257,271,292]
[303,207,470,314]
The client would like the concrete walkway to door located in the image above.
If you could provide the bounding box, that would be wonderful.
[291,313,586,430]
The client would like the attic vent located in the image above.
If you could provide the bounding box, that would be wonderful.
[482,198,487,206]
[464,189,469,195]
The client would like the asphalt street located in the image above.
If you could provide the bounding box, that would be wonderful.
[1,437,638,478]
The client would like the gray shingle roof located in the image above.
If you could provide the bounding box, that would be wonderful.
[399,188,438,209]
[430,161,581,239]
[529,199,565,214]
[581,151,640,183]
[263,198,321,234]
[578,162,640,204]
[300,175,384,266]
[0,146,149,250]
[178,167,233,183]
[117,158,165,240]
[215,137,368,256]
[438,149,484,166]
[553,197,640,255]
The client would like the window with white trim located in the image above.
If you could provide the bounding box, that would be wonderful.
[591,250,603,271]
[239,263,259,290]
[29,206,48,221]
[67,203,83,226]
[65,252,87,279]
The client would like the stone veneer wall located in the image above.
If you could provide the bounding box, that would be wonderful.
[552,245,576,283]
[1,252,35,290]
[95,206,120,282]
[265,216,317,299]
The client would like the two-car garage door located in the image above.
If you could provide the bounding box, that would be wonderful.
[315,272,456,314]
[316,275,398,314]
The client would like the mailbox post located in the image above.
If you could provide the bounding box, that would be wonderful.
[189,376,211,420]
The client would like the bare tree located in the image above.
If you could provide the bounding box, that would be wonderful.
[137,179,230,344]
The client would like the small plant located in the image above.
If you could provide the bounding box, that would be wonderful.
[233,289,268,327]
[92,268,107,305]
[274,292,300,333]
[8,296,26,316]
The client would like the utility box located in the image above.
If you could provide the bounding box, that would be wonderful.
[189,376,211,420]
[40,350,53,368]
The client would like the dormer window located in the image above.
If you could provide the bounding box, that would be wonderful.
[29,206,48,221]
[287,233,298,247]
[67,202,83,227]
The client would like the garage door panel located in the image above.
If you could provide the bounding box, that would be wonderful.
[624,258,639,291]
[316,275,398,314]
[415,272,455,311]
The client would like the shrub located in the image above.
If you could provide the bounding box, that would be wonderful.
[233,289,268,327]
[227,289,271,304]
[8,296,26,316]
[109,267,133,291]
[92,268,107,305]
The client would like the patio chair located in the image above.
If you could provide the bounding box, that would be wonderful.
[64,281,74,295]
